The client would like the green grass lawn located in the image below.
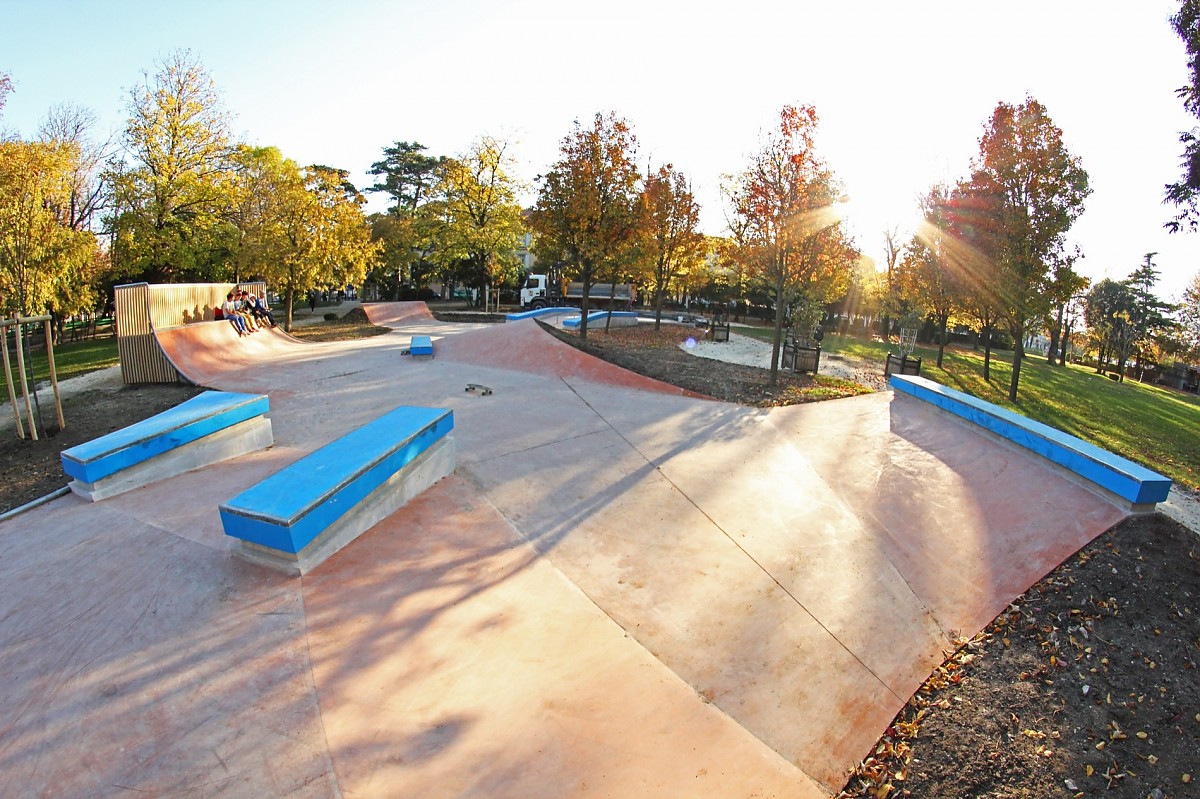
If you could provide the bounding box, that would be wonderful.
[2,337,120,394]
[738,326,1200,492]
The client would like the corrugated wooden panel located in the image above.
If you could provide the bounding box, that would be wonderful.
[115,283,181,385]
[145,282,268,329]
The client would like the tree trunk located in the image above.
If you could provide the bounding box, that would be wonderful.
[1047,304,1064,365]
[653,283,664,332]
[1059,319,1072,366]
[284,290,295,333]
[768,271,786,386]
[983,323,993,382]
[1008,326,1024,402]
[579,263,591,340]
[936,312,948,369]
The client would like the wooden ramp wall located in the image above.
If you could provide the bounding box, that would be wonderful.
[115,282,267,384]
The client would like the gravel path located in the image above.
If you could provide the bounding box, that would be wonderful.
[683,330,889,390]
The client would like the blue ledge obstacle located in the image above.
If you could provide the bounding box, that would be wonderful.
[220,406,455,575]
[562,311,640,329]
[410,334,434,358]
[890,374,1172,511]
[60,391,273,501]
[505,307,579,322]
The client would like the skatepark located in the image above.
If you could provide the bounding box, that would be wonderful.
[0,301,1147,797]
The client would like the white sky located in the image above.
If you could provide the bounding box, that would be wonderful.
[3,0,1199,300]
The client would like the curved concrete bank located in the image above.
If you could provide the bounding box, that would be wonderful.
[0,302,1128,797]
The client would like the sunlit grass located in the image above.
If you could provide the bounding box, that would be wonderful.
[2,336,120,393]
[828,331,1200,491]
[733,322,1200,489]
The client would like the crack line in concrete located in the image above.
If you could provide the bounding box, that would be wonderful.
[562,379,904,704]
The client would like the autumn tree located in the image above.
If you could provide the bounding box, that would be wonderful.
[957,98,1090,402]
[529,112,641,339]
[1179,270,1200,359]
[0,140,100,318]
[898,184,970,368]
[106,50,236,282]
[1042,258,1089,366]
[1166,0,1200,231]
[36,104,115,332]
[426,136,524,310]
[728,104,859,384]
[637,164,705,330]
[1085,278,1136,378]
[228,151,378,328]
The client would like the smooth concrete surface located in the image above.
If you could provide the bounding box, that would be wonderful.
[890,373,1173,508]
[0,301,1128,797]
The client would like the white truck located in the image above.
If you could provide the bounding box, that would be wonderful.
[520,273,634,310]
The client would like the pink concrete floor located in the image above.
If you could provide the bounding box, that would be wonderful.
[0,303,1128,797]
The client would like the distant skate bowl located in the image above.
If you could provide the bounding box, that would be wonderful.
[1,301,1130,797]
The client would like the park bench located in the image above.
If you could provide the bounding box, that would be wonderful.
[781,329,821,373]
[709,318,731,342]
[60,391,273,501]
[890,374,1172,512]
[410,335,434,358]
[219,405,455,575]
[884,352,922,376]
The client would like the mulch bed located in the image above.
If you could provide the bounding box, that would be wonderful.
[537,320,871,406]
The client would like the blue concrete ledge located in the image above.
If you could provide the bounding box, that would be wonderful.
[61,391,269,485]
[220,406,453,559]
[505,307,578,321]
[562,311,639,328]
[410,335,434,357]
[890,374,1172,509]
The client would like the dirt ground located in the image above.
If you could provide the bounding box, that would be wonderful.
[2,313,1196,799]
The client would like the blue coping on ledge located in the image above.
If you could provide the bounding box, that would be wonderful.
[562,311,639,328]
[219,406,453,555]
[505,307,579,321]
[890,374,1172,506]
[410,335,434,356]
[60,391,269,484]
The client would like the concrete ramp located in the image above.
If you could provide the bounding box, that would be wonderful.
[0,304,1130,797]
[155,322,319,385]
[435,320,708,396]
[361,300,435,327]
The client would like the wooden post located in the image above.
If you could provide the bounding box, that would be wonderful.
[1,320,26,439]
[42,317,65,430]
[12,320,37,440]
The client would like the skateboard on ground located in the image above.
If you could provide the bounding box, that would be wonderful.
[465,383,493,396]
